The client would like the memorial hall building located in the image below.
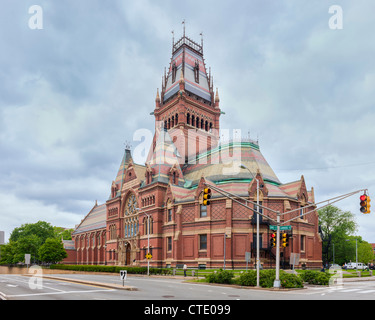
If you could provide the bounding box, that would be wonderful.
[70,33,322,269]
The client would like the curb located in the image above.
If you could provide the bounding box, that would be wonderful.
[22,274,138,291]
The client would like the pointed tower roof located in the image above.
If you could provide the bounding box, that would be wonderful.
[163,33,213,103]
[146,126,184,185]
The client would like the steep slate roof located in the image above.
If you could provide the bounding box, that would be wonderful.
[163,35,212,103]
[72,203,106,235]
[112,148,133,196]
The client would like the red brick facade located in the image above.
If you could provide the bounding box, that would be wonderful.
[71,34,322,269]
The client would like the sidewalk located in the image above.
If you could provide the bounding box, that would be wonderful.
[343,275,375,282]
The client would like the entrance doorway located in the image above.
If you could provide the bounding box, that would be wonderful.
[125,242,131,265]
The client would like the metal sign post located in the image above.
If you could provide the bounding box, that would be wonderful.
[25,254,31,270]
[120,270,127,287]
[274,213,281,288]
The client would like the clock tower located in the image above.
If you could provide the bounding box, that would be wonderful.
[153,33,221,164]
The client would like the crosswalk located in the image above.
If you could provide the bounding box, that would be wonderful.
[308,286,375,295]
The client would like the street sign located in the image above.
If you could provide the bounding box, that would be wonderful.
[270,225,292,231]
[245,252,251,262]
[146,252,152,260]
[120,270,127,280]
[25,254,31,266]
[290,253,300,267]
[120,270,127,287]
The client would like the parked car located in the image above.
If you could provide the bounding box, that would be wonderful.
[343,262,369,270]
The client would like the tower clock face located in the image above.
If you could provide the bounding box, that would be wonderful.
[125,194,137,216]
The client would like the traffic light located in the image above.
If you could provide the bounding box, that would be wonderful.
[360,194,371,214]
[281,233,289,247]
[203,188,211,206]
[270,233,276,247]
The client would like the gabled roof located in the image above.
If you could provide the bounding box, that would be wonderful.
[113,148,132,193]
[72,203,106,235]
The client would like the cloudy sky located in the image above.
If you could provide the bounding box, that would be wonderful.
[1,0,374,243]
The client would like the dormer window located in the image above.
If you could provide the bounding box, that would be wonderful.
[172,62,177,83]
[194,60,199,83]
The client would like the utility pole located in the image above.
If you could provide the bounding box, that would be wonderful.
[204,183,368,288]
[240,164,260,287]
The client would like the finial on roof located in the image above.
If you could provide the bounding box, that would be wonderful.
[124,140,132,150]
[182,19,186,37]
[155,88,160,102]
[215,87,220,103]
[155,88,161,108]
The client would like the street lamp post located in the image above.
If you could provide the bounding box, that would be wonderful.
[240,164,260,287]
[136,208,150,276]
[145,213,150,276]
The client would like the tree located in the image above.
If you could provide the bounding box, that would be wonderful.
[10,221,54,244]
[358,240,374,264]
[1,221,71,264]
[318,205,358,265]
[0,241,18,264]
[38,238,67,264]
[53,227,74,240]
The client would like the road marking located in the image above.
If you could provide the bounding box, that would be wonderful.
[358,289,375,294]
[340,288,361,293]
[5,288,116,299]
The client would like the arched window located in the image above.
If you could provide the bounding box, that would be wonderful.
[144,216,153,235]
[187,113,190,125]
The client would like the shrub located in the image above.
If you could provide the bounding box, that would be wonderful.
[237,270,257,286]
[280,272,303,288]
[300,270,331,285]
[205,269,234,284]
[49,264,172,275]
[237,270,303,288]
[259,269,276,288]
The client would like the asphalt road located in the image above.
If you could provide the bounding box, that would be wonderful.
[1,273,375,301]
